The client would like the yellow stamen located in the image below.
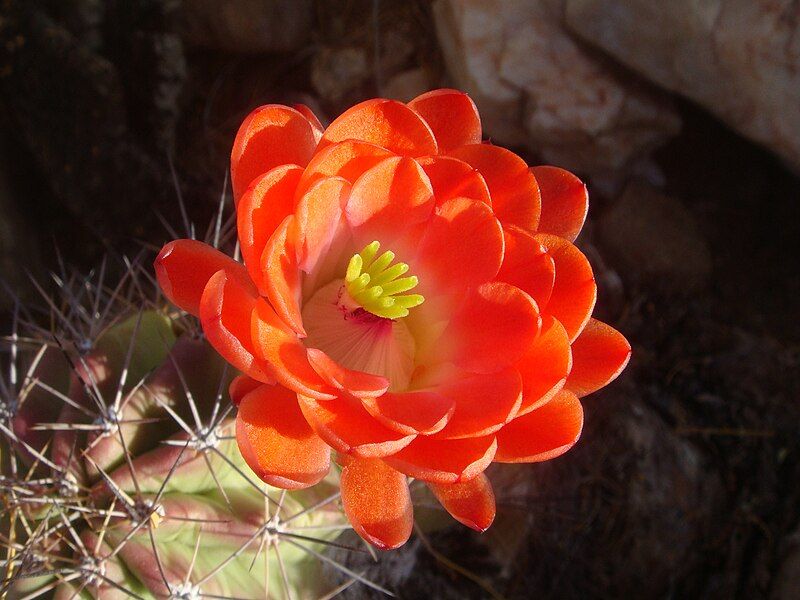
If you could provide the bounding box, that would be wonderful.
[345,241,424,319]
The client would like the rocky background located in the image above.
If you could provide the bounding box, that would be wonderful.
[1,1,799,598]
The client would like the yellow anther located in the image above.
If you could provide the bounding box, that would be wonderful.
[394,294,425,309]
[381,276,418,296]
[344,241,424,319]
[348,273,371,293]
[366,251,395,277]
[370,263,409,286]
[345,254,363,282]
[360,241,380,265]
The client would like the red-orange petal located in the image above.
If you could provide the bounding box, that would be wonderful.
[260,216,304,335]
[345,156,435,248]
[340,458,413,549]
[294,176,349,272]
[565,318,631,398]
[385,435,497,484]
[292,103,324,143]
[228,375,264,406]
[408,89,481,153]
[360,390,454,435]
[306,348,389,399]
[535,233,597,342]
[297,394,416,459]
[155,239,255,317]
[318,98,438,157]
[516,316,572,417]
[417,155,491,206]
[236,384,330,489]
[198,270,271,382]
[250,298,334,399]
[497,225,556,308]
[428,473,495,532]
[448,144,541,232]
[495,390,583,463]
[231,105,317,202]
[415,197,504,295]
[237,165,303,293]
[445,282,541,373]
[432,369,522,440]
[295,140,393,198]
[531,166,588,242]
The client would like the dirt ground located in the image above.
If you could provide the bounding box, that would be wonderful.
[1,2,799,598]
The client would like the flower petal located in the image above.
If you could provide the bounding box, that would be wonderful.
[345,156,435,248]
[516,316,572,416]
[297,394,416,458]
[385,435,497,484]
[294,176,349,273]
[535,233,597,341]
[306,348,390,399]
[228,375,264,406]
[155,239,255,317]
[260,215,304,335]
[236,384,331,489]
[432,369,522,440]
[360,390,454,435]
[295,140,393,198]
[231,105,317,202]
[415,197,504,294]
[445,282,541,373]
[319,98,437,157]
[448,144,541,232]
[340,458,413,549]
[531,166,588,242]
[198,270,271,382]
[495,390,583,463]
[418,155,491,206]
[251,298,334,399]
[497,225,555,308]
[408,89,481,152]
[237,165,303,293]
[428,473,495,531]
[565,318,631,398]
[292,103,324,143]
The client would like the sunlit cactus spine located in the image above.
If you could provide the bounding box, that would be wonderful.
[0,223,380,598]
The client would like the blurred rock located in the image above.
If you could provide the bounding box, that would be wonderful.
[578,236,627,322]
[519,390,726,598]
[311,46,370,104]
[383,67,437,102]
[432,0,680,174]
[562,0,800,172]
[599,182,712,288]
[178,0,313,54]
[311,1,437,110]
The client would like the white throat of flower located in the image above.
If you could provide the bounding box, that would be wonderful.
[301,241,423,391]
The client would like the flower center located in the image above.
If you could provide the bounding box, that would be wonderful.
[344,241,424,319]
[301,280,416,391]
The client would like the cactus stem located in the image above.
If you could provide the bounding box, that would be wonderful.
[2,234,384,599]
[0,421,63,472]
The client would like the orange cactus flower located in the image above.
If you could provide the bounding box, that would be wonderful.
[154,89,631,549]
